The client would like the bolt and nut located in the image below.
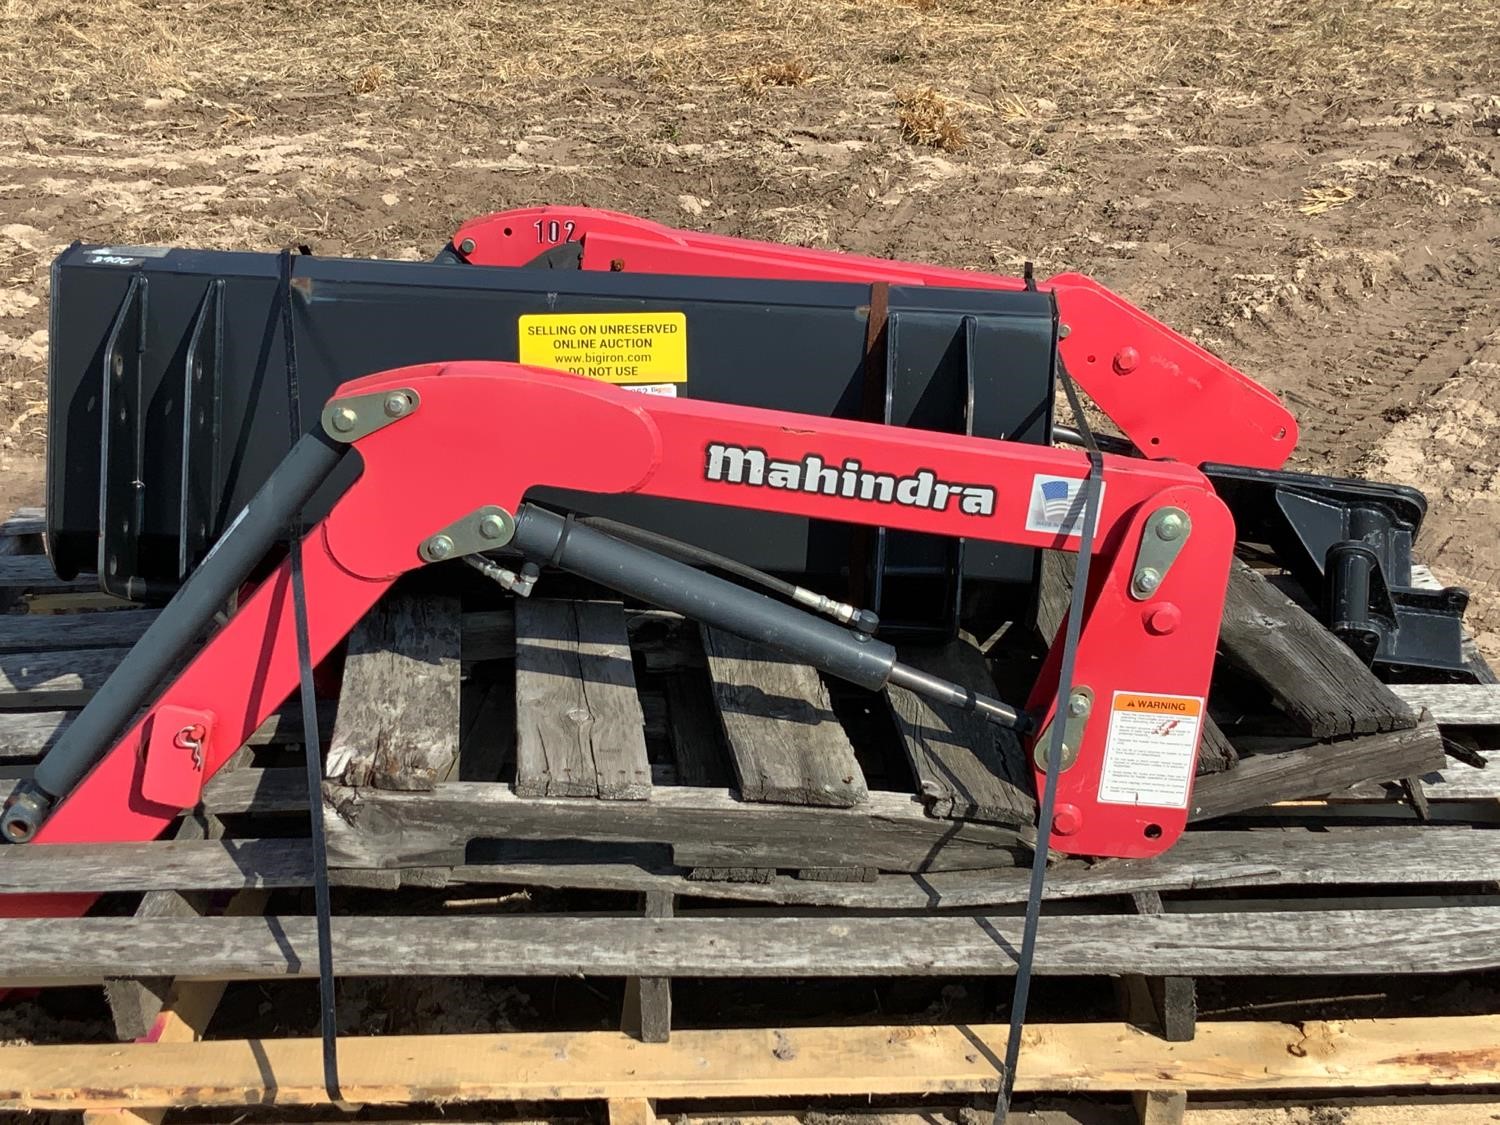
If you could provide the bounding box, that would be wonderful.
[1133,566,1162,594]
[459,238,476,255]
[1155,511,1186,541]
[425,534,454,560]
[383,392,412,418]
[478,513,508,540]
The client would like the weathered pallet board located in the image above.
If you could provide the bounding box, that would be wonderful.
[514,600,651,800]
[701,627,867,807]
[325,592,462,790]
[1191,717,1447,821]
[0,701,334,763]
[884,640,1032,826]
[1393,683,1500,725]
[1217,559,1416,738]
[10,826,1497,907]
[322,781,1030,873]
[0,608,161,654]
[1,905,1497,985]
[0,646,131,708]
[0,555,95,593]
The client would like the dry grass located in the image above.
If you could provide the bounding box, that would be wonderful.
[741,59,813,96]
[895,85,967,152]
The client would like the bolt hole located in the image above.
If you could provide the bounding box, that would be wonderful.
[1143,823,1163,839]
[1149,437,1161,446]
[1086,354,1097,363]
[503,227,513,236]
[1275,427,1287,439]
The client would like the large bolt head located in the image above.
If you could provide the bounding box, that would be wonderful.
[383,392,411,418]
[330,407,358,433]
[1156,512,1186,541]
[459,237,476,255]
[426,533,454,560]
[1067,692,1091,717]
[1133,566,1162,594]
[478,513,507,540]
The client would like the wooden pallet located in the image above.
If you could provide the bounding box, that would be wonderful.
[3,507,1500,1124]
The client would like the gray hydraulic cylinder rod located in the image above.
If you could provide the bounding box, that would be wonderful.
[510,505,1026,732]
[512,505,899,690]
[6,431,347,837]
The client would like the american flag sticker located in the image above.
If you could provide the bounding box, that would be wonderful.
[1024,474,1104,536]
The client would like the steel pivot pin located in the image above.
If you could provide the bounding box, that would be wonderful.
[330,406,358,433]
[383,392,412,418]
[478,513,507,540]
[425,534,454,560]
[1067,691,1091,717]
[1156,512,1186,541]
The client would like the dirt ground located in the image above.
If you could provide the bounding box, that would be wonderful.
[2,0,1499,647]
[0,0,1498,1119]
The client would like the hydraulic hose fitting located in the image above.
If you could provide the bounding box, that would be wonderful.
[2,781,53,844]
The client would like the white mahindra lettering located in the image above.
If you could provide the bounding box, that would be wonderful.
[704,443,996,517]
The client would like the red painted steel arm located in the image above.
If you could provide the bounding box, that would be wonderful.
[451,205,1298,471]
[1,361,1234,923]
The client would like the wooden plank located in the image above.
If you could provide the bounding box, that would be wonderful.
[1039,550,1236,774]
[323,780,1028,873]
[0,646,130,707]
[702,627,867,807]
[9,824,1499,904]
[1128,894,1194,1044]
[514,600,651,800]
[620,890,672,1044]
[5,1016,1500,1110]
[1191,717,1446,821]
[1394,683,1500,726]
[0,700,334,761]
[0,608,160,653]
[103,744,257,1043]
[885,640,1032,826]
[1217,559,1416,738]
[0,555,94,592]
[0,506,44,537]
[2,905,1499,985]
[325,593,462,790]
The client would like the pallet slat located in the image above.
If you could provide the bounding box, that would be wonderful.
[0,906,1496,985]
[322,780,1029,873]
[5,1016,1499,1110]
[0,646,131,708]
[702,627,867,807]
[5,826,1498,904]
[514,600,651,800]
[885,640,1032,826]
[326,592,462,789]
[1217,559,1417,738]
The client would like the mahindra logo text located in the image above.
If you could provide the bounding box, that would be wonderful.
[704,443,996,516]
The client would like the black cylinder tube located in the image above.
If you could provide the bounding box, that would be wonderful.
[31,432,348,802]
[512,505,899,690]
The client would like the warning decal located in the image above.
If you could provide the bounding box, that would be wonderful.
[1097,691,1203,809]
[518,312,687,384]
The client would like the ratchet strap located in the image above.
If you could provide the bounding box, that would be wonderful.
[992,351,1106,1121]
[279,250,343,1102]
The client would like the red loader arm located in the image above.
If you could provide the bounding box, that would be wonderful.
[450,206,1299,471]
[1,362,1234,924]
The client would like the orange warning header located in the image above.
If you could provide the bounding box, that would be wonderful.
[1113,693,1203,716]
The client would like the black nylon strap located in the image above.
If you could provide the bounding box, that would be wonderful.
[278,250,343,1102]
[993,355,1105,1121]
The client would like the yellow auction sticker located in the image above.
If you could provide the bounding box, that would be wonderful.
[517,311,688,384]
